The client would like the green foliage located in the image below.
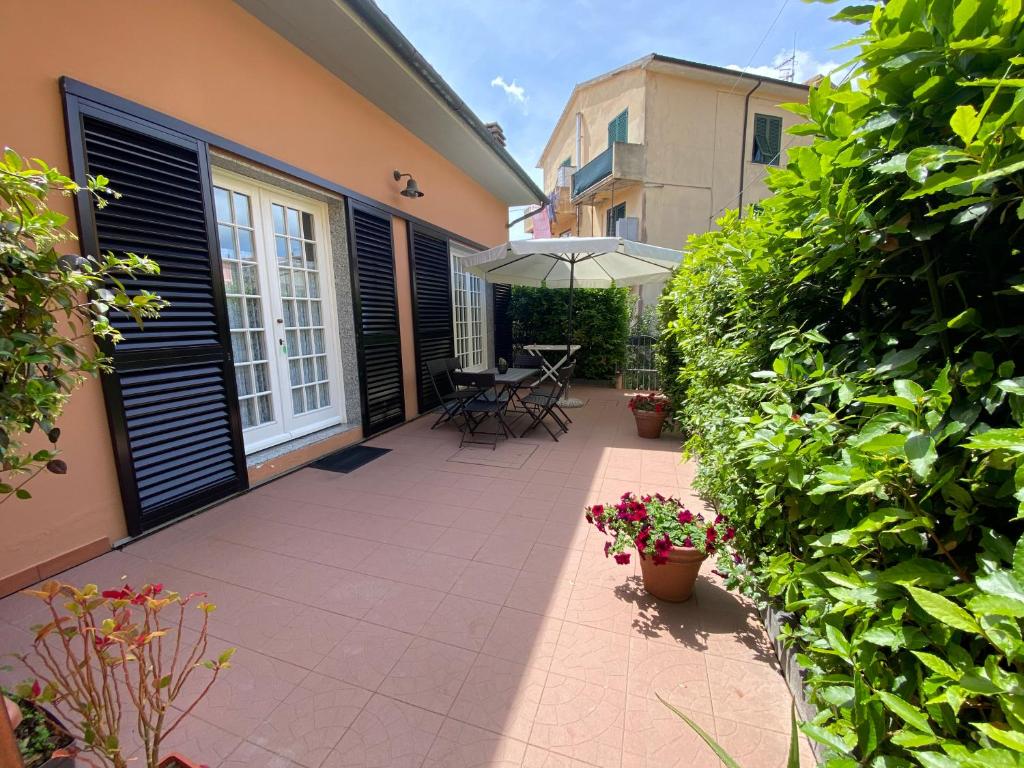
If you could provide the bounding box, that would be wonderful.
[657,1,1024,765]
[0,149,165,501]
[508,285,629,379]
[5,691,69,768]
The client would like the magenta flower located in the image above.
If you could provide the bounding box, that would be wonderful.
[678,509,694,524]
[724,527,736,541]
[682,536,693,548]
[613,552,631,565]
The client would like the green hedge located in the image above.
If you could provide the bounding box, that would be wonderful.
[508,285,629,380]
[657,2,1024,765]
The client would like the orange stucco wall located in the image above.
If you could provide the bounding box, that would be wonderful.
[0,0,508,588]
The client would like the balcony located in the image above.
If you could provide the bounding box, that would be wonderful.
[524,164,578,234]
[571,141,645,203]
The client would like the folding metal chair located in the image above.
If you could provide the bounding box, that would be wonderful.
[520,363,574,441]
[451,371,514,449]
[427,358,485,430]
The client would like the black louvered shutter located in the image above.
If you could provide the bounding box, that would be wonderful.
[492,284,513,365]
[409,225,453,412]
[349,203,405,435]
[70,105,247,535]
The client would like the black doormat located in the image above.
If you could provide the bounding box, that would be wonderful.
[311,445,391,474]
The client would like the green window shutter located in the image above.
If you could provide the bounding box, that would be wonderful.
[608,109,628,146]
[560,156,572,167]
[767,115,782,165]
[752,113,782,165]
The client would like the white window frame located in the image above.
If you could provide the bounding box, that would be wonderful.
[449,242,489,372]
[213,170,346,454]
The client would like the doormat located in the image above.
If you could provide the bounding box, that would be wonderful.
[448,442,537,469]
[312,445,391,474]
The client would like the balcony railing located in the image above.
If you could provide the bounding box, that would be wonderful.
[556,164,576,189]
[572,147,612,197]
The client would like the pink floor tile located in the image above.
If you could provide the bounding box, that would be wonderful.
[423,718,528,768]
[481,607,562,672]
[448,653,546,740]
[315,621,414,690]
[326,694,443,768]
[250,672,371,767]
[419,594,501,651]
[378,637,476,714]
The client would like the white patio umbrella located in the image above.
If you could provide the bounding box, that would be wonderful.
[457,236,683,405]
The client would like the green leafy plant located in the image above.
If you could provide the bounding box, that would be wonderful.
[509,285,629,379]
[16,581,233,768]
[4,689,72,768]
[658,693,803,768]
[0,149,165,501]
[656,0,1024,764]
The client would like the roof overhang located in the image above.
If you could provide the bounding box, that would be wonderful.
[232,0,544,206]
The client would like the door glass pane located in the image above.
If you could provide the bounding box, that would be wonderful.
[215,185,274,431]
[451,244,485,369]
[274,202,331,416]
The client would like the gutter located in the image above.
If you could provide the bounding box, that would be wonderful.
[737,79,762,215]
[344,0,547,207]
[508,199,550,229]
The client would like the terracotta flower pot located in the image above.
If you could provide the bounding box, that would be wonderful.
[638,546,706,602]
[633,409,667,439]
[159,754,205,768]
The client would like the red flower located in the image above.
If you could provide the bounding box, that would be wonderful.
[678,509,694,524]
[714,514,725,524]
[102,586,133,600]
[724,527,736,542]
[706,527,718,544]
[652,552,669,565]
[591,504,604,517]
[30,680,41,698]
[654,533,672,553]
[613,552,631,565]
[682,536,693,548]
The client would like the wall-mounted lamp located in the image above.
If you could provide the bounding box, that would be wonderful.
[393,170,425,198]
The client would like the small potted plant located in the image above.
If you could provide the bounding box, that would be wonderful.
[14,581,233,768]
[627,392,670,438]
[585,493,735,601]
[3,689,75,767]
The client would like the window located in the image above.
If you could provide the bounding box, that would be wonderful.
[213,172,344,453]
[450,242,487,370]
[606,202,626,236]
[608,109,628,146]
[560,156,572,167]
[752,113,782,165]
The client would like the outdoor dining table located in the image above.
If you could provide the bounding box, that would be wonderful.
[481,367,536,431]
[523,343,581,386]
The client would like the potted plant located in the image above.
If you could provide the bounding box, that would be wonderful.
[627,392,670,438]
[585,493,735,601]
[14,581,233,768]
[3,690,75,768]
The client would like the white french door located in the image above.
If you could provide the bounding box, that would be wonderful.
[213,172,345,453]
[450,242,488,371]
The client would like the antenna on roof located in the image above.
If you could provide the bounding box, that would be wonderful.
[777,32,797,82]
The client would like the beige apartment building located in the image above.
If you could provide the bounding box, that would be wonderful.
[527,54,811,299]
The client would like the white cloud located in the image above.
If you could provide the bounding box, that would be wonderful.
[491,75,527,103]
[727,48,845,85]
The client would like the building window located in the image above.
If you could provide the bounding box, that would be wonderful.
[608,109,628,146]
[752,114,782,165]
[213,172,344,453]
[450,242,487,370]
[560,156,572,167]
[606,202,626,236]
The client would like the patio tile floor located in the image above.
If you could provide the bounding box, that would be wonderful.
[0,386,810,767]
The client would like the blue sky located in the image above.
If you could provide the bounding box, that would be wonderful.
[375,0,854,224]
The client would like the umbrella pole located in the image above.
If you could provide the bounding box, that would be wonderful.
[561,259,583,408]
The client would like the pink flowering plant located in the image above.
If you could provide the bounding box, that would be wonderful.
[585,492,738,570]
[627,392,670,413]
